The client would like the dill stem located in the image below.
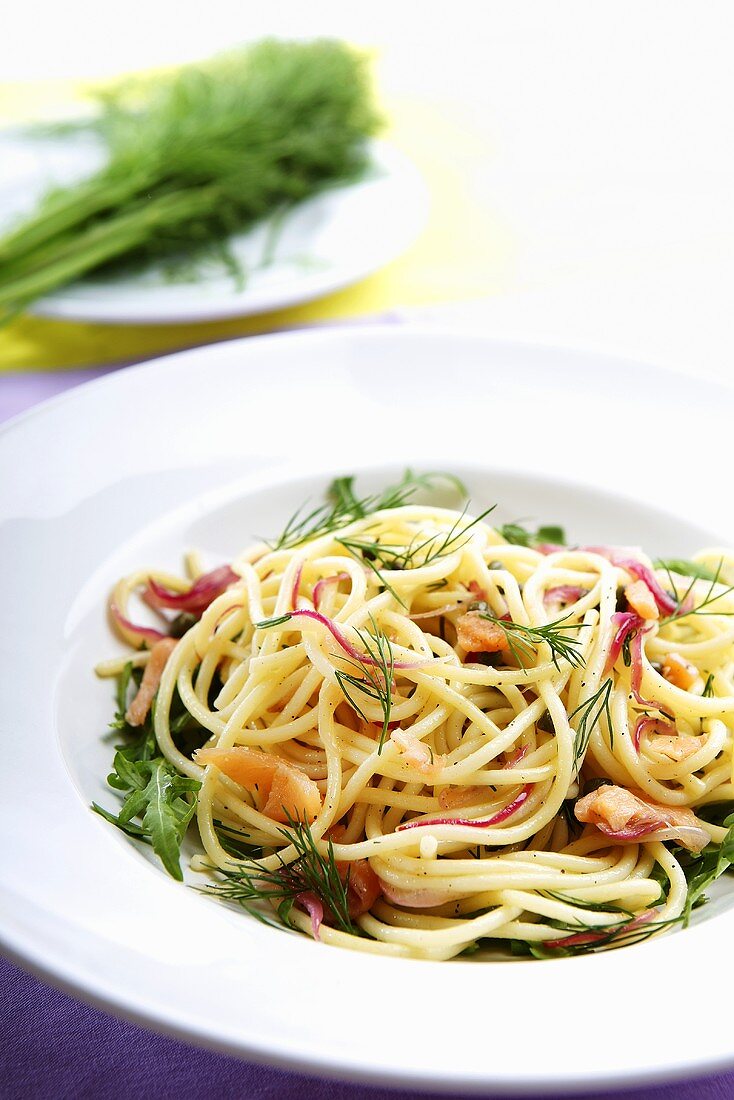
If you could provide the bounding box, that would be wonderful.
[0,188,216,308]
[0,175,147,266]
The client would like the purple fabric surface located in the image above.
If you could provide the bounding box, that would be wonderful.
[2,954,733,1100]
[1,367,733,1100]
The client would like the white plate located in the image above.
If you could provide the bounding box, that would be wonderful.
[0,135,426,323]
[2,328,734,1095]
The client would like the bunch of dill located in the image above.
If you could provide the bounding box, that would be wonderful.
[0,38,380,318]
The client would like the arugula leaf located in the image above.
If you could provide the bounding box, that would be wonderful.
[678,813,734,926]
[93,667,201,880]
[94,757,199,880]
[655,558,719,583]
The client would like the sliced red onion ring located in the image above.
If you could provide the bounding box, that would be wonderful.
[503,745,529,768]
[630,626,656,706]
[146,565,239,614]
[632,715,675,753]
[380,882,458,908]
[409,602,464,620]
[396,783,533,831]
[604,611,644,675]
[543,585,586,607]
[271,609,425,670]
[296,891,323,940]
[110,602,170,646]
[290,563,304,612]
[313,572,350,610]
[611,556,677,616]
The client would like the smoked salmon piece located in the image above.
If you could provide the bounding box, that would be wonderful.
[125,637,177,727]
[575,784,709,852]
[456,611,507,654]
[328,824,382,917]
[195,746,322,824]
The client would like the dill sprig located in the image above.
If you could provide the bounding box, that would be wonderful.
[659,559,734,624]
[334,615,396,753]
[477,611,585,672]
[337,502,496,574]
[203,816,357,935]
[655,558,720,583]
[270,470,467,551]
[568,678,613,770]
[512,912,678,959]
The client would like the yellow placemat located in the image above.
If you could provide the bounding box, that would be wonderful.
[0,78,512,371]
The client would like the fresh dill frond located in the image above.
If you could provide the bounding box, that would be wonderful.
[477,611,585,672]
[661,559,734,624]
[334,615,396,753]
[655,558,720,583]
[568,678,613,770]
[511,913,679,959]
[270,469,466,551]
[203,816,357,935]
[338,503,496,573]
[541,890,636,921]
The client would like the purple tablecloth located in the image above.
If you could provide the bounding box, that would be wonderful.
[2,365,733,1100]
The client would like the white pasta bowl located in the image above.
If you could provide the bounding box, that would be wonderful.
[1,327,733,1094]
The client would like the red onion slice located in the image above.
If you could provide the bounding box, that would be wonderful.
[110,602,170,646]
[313,572,350,610]
[273,609,425,670]
[146,565,239,614]
[290,563,304,612]
[632,715,675,752]
[396,783,533,831]
[544,585,586,607]
[296,891,323,940]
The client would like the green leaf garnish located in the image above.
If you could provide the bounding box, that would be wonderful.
[93,668,201,880]
[498,522,566,548]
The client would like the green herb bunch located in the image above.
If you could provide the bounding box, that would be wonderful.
[0,39,380,318]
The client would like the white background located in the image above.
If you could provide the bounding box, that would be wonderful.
[3,0,734,383]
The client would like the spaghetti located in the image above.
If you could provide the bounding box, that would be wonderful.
[95,482,734,960]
